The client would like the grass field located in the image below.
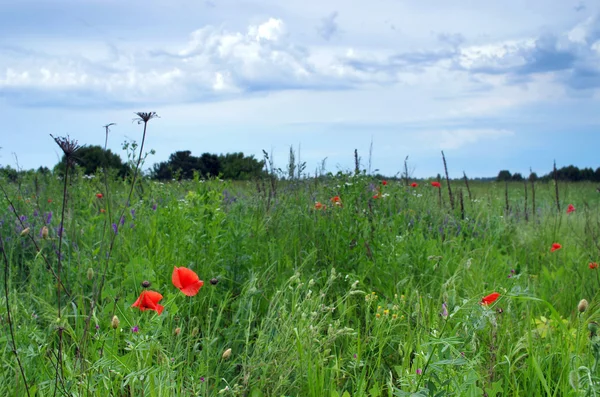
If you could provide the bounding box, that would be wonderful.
[2,164,600,396]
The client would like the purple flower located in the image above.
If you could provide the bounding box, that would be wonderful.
[152,203,157,211]
[45,212,52,225]
[353,354,357,359]
[120,216,125,226]
[440,302,448,319]
[130,209,136,219]
[200,377,205,382]
[95,324,100,330]
[131,325,139,333]
[20,215,27,222]
[57,223,63,237]
[416,368,422,375]
[33,209,39,217]
[112,223,118,235]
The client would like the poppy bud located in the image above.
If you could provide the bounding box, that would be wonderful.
[222,348,232,360]
[20,227,30,237]
[111,315,120,329]
[87,268,94,280]
[141,280,151,288]
[40,226,49,239]
[578,299,589,313]
[191,327,199,337]
[210,278,219,285]
[174,327,181,336]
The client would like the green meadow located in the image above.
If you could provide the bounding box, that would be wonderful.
[2,157,600,396]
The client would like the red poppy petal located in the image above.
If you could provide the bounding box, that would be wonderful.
[172,267,183,289]
[180,280,204,296]
[177,267,200,287]
[144,290,163,304]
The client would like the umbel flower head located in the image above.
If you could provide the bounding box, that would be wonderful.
[133,112,159,124]
[50,134,81,165]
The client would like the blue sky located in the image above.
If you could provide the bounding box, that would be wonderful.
[1,0,600,178]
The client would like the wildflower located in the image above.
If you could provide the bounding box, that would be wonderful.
[131,325,139,333]
[222,348,232,360]
[141,280,151,288]
[481,292,500,305]
[392,313,398,319]
[96,193,103,199]
[172,266,204,296]
[314,202,325,210]
[41,226,49,239]
[330,196,342,206]
[431,181,441,188]
[131,290,164,315]
[50,134,81,165]
[20,227,30,237]
[45,212,52,224]
[578,299,589,313]
[100,208,106,214]
[152,203,157,211]
[590,262,599,270]
[376,313,381,318]
[174,327,181,336]
[112,223,118,235]
[416,368,422,375]
[47,198,52,203]
[111,315,120,329]
[550,243,562,252]
[440,302,448,319]
[382,180,387,186]
[383,309,390,316]
[567,204,575,214]
[411,182,418,188]
[373,193,381,199]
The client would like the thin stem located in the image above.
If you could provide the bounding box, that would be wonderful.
[1,232,32,397]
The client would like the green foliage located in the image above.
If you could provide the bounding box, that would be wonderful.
[53,145,129,177]
[1,172,600,396]
[151,150,265,181]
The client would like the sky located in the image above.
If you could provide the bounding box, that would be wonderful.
[1,0,600,178]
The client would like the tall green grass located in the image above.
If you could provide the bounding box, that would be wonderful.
[2,167,600,396]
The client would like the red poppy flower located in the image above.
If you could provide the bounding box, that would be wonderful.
[96,193,103,199]
[411,183,418,188]
[590,262,598,270]
[566,204,575,214]
[550,243,562,252]
[373,194,380,199]
[100,208,106,213]
[481,292,500,305]
[431,181,441,188]
[382,180,387,186]
[131,290,164,315]
[330,196,342,206]
[314,202,324,210]
[172,266,204,297]
[47,198,52,203]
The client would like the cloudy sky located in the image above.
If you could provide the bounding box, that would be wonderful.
[1,0,600,178]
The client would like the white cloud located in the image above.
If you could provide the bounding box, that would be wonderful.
[436,129,515,150]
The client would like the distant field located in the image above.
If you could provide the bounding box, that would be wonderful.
[1,173,600,396]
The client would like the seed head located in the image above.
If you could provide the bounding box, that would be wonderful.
[133,112,159,124]
[20,227,30,237]
[174,327,181,336]
[50,134,81,164]
[111,315,120,329]
[142,280,151,288]
[210,278,219,285]
[578,299,589,313]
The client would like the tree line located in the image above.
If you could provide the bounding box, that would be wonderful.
[496,165,600,182]
[1,145,599,183]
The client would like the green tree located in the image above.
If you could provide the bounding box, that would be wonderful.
[497,170,512,182]
[54,145,129,177]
